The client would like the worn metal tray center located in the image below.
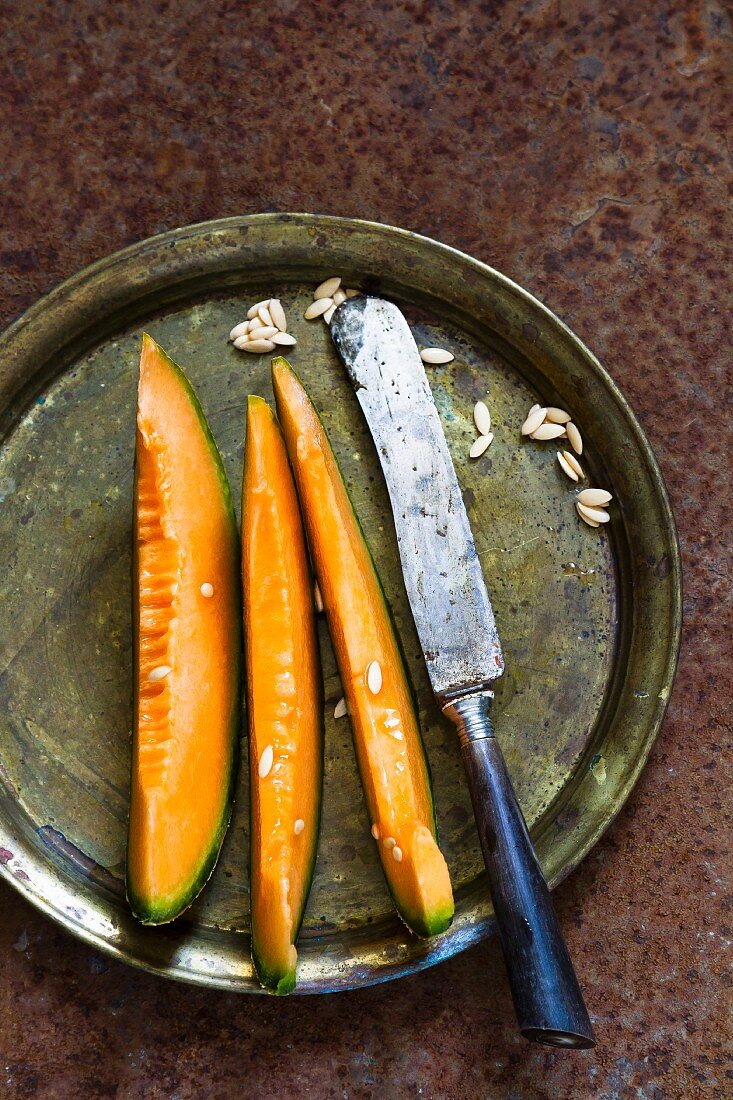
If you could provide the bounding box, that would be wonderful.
[0,215,680,992]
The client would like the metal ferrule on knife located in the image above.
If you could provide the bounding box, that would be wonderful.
[442,689,496,746]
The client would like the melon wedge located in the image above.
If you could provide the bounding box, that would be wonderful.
[127,334,240,925]
[243,396,323,993]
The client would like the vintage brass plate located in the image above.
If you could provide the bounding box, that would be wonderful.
[0,215,681,992]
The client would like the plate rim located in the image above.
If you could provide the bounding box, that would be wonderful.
[0,212,682,992]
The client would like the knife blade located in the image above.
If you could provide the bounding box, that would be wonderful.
[329,296,503,703]
[331,296,595,1050]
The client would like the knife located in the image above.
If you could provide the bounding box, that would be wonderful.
[331,296,595,1049]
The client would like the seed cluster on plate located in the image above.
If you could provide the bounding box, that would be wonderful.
[521,404,583,452]
[230,299,297,354]
[557,450,585,482]
[521,403,614,528]
[469,399,494,459]
[304,277,360,325]
[575,488,613,528]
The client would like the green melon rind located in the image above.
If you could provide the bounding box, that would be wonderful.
[272,357,453,939]
[126,335,241,926]
[396,898,455,939]
[126,790,237,926]
[251,949,297,997]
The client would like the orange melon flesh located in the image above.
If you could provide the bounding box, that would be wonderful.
[272,358,454,937]
[243,396,323,993]
[127,334,240,924]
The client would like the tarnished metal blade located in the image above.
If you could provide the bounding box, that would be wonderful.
[331,297,504,702]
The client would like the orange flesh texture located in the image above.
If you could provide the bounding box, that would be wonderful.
[129,335,239,920]
[272,360,454,934]
[244,397,322,986]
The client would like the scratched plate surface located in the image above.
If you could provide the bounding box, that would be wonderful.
[0,215,681,992]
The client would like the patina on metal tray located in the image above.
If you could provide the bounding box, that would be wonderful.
[0,214,681,992]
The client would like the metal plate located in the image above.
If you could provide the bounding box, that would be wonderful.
[0,214,681,993]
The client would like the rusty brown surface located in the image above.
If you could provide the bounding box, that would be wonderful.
[0,1,730,1098]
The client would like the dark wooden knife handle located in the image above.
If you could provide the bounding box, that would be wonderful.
[444,692,595,1049]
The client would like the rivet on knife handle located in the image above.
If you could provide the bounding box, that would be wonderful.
[444,692,595,1048]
